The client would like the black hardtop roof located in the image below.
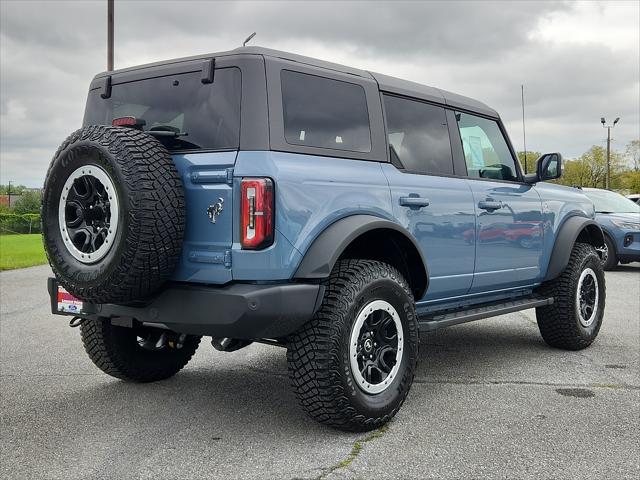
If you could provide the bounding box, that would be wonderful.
[94,46,498,118]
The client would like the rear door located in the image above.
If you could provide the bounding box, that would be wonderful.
[381,94,476,301]
[452,111,544,292]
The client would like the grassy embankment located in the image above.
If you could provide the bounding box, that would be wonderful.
[0,234,47,271]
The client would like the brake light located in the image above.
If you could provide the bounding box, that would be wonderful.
[112,116,145,129]
[241,178,274,249]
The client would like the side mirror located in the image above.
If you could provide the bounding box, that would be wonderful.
[524,153,563,183]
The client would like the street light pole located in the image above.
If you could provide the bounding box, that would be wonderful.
[107,0,114,71]
[606,126,611,189]
[601,117,620,190]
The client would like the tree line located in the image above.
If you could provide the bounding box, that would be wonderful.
[0,189,42,234]
[519,139,639,192]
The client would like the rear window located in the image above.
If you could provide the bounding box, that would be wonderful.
[383,94,453,175]
[84,67,241,151]
[281,70,371,153]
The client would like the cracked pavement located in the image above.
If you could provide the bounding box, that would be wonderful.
[1,264,639,479]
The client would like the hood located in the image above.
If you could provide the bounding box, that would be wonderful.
[595,212,640,222]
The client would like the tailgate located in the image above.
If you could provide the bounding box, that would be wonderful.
[171,151,237,284]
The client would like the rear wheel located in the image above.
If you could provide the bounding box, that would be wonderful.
[80,319,201,382]
[287,259,418,432]
[536,243,605,350]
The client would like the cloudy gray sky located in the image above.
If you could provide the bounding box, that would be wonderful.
[1,0,638,187]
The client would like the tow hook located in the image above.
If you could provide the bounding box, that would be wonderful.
[69,316,85,328]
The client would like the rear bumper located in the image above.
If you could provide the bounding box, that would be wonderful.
[48,278,323,339]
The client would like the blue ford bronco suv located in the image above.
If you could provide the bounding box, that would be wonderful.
[42,47,606,432]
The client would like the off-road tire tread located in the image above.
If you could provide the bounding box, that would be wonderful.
[80,319,200,382]
[42,125,184,304]
[536,242,605,350]
[287,259,418,432]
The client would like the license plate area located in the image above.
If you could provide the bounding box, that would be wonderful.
[48,278,84,316]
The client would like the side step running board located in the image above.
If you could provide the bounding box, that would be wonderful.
[418,296,554,332]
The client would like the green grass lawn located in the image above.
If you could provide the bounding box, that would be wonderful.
[0,234,47,271]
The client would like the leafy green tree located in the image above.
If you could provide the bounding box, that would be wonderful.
[556,146,623,189]
[619,170,640,193]
[516,151,542,174]
[12,190,42,214]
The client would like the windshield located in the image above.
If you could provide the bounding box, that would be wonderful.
[84,67,241,151]
[584,189,640,214]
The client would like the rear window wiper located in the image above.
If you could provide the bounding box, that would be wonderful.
[147,130,189,138]
[147,126,188,138]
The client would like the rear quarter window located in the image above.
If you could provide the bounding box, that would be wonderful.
[84,67,241,151]
[281,70,371,153]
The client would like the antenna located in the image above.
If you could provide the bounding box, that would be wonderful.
[243,32,256,47]
[521,84,527,173]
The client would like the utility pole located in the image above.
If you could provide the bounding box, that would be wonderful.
[107,0,114,71]
[601,117,620,190]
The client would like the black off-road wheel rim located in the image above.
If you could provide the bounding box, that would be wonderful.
[349,299,403,394]
[58,165,119,264]
[576,267,599,328]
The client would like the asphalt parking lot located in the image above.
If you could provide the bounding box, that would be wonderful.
[1,264,638,479]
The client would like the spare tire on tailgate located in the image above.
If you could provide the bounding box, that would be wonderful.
[42,125,185,304]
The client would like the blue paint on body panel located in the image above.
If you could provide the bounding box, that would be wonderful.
[170,150,597,307]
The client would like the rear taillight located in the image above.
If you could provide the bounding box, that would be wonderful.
[240,178,274,249]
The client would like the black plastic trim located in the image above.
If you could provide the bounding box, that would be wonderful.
[418,296,553,331]
[100,76,112,99]
[544,216,605,281]
[445,108,468,176]
[294,214,429,288]
[49,279,323,340]
[201,58,215,84]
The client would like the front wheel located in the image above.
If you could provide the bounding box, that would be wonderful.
[80,319,201,382]
[287,259,419,432]
[536,243,606,350]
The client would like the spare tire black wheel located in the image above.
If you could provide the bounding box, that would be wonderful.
[42,125,185,304]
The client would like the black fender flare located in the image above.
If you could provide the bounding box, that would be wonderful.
[544,216,605,282]
[293,214,429,293]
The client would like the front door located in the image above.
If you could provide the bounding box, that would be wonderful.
[454,111,544,292]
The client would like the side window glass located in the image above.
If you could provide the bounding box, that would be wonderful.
[456,112,519,181]
[383,95,453,175]
[281,70,371,152]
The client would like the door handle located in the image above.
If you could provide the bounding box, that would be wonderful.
[400,196,430,208]
[478,200,503,211]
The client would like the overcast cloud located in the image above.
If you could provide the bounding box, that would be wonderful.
[1,0,638,186]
